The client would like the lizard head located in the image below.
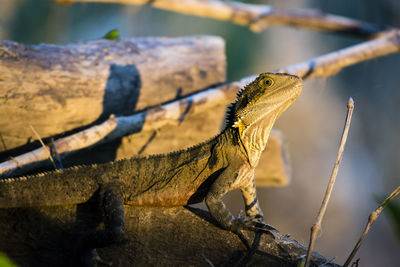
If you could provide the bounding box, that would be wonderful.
[228,72,302,151]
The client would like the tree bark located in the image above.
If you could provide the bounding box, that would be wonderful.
[0,205,339,266]
[0,35,226,152]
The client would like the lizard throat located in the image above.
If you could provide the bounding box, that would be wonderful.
[239,114,277,167]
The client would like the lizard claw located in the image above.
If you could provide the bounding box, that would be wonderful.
[231,217,277,246]
[245,220,277,239]
[245,220,276,231]
[233,229,251,250]
[246,226,276,239]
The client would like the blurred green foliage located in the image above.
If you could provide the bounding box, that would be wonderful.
[0,253,17,267]
[103,28,120,40]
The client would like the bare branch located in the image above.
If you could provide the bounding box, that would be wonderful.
[56,0,387,36]
[0,116,118,175]
[305,98,355,267]
[276,29,400,79]
[343,186,400,267]
[2,30,400,175]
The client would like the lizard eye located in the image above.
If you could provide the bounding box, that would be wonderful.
[264,78,273,86]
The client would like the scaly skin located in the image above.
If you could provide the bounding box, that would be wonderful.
[0,72,302,263]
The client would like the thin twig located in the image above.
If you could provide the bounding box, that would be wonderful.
[305,98,355,267]
[56,0,387,37]
[29,124,57,169]
[201,254,215,267]
[49,138,64,170]
[343,186,400,267]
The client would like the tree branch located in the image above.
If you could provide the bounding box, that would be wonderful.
[344,186,400,266]
[276,29,400,79]
[305,98,354,267]
[56,0,387,36]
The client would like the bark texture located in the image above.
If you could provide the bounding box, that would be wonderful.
[0,35,226,152]
[0,205,339,266]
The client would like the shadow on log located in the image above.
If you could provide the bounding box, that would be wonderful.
[0,35,226,155]
[0,205,339,266]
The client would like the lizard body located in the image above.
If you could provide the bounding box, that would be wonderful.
[0,72,302,264]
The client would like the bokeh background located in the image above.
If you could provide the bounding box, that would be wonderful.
[1,0,399,266]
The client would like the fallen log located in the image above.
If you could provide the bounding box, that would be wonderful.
[0,35,226,152]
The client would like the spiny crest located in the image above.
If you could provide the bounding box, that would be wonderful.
[226,73,274,129]
[0,126,226,183]
[225,80,254,128]
[0,176,27,183]
[144,131,222,160]
[0,163,100,183]
[225,101,237,128]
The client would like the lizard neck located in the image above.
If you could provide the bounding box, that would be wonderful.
[237,113,277,167]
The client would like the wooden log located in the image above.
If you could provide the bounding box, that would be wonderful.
[0,205,339,266]
[0,35,226,152]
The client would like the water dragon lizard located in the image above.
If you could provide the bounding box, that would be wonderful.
[0,72,302,264]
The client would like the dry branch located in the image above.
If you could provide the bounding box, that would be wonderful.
[305,98,354,267]
[57,0,387,36]
[276,29,400,79]
[0,116,118,175]
[344,186,400,267]
[1,29,400,176]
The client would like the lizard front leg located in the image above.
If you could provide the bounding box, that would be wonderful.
[240,175,276,232]
[205,167,260,248]
[241,172,264,221]
[205,166,276,248]
[74,185,125,266]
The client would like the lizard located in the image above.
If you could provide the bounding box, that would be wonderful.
[0,72,302,265]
